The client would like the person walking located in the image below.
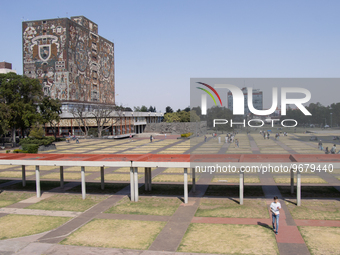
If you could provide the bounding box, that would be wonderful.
[325,147,330,154]
[270,196,281,235]
[331,144,336,154]
[150,135,153,143]
[318,140,323,151]
[235,139,239,148]
[204,135,207,142]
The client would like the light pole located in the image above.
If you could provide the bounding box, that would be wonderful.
[330,113,333,128]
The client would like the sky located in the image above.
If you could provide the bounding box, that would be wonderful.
[1,0,339,112]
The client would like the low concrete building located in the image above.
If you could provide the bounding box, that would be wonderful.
[0,62,17,74]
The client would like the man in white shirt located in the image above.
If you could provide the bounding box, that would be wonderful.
[270,196,281,235]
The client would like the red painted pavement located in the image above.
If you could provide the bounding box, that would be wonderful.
[275,226,305,243]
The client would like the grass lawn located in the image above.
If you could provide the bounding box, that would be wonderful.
[274,177,327,184]
[27,194,107,212]
[105,196,181,216]
[152,174,195,183]
[205,185,264,197]
[95,173,143,182]
[2,181,65,191]
[178,223,278,254]
[0,171,34,178]
[196,198,269,218]
[68,182,128,194]
[278,186,340,198]
[41,172,91,180]
[139,184,192,196]
[299,226,340,255]
[0,215,70,240]
[0,191,35,208]
[212,177,260,183]
[61,219,166,250]
[286,200,340,220]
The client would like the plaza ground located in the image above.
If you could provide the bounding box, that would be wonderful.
[0,130,339,254]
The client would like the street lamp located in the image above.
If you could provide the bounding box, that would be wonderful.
[330,113,333,128]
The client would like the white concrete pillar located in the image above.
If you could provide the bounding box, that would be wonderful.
[100,167,105,190]
[184,168,188,204]
[192,168,196,193]
[60,166,64,188]
[239,171,244,205]
[134,167,139,202]
[130,167,135,201]
[290,168,294,194]
[22,165,26,187]
[297,170,301,206]
[81,166,86,200]
[35,165,41,198]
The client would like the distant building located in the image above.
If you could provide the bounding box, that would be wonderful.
[0,62,16,74]
[22,16,114,104]
[227,87,263,115]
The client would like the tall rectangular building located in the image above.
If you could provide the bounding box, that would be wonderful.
[227,87,263,115]
[22,16,115,104]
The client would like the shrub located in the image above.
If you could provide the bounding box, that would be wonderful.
[6,150,10,153]
[21,144,39,153]
[13,149,24,153]
[19,136,55,146]
[181,132,193,138]
[29,124,45,139]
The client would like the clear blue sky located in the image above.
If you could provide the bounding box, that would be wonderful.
[1,0,339,112]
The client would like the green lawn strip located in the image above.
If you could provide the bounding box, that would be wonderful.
[278,186,340,198]
[196,198,269,218]
[286,200,340,220]
[299,226,340,255]
[139,184,192,196]
[205,185,264,197]
[27,194,107,212]
[2,181,65,191]
[0,215,71,240]
[60,219,166,250]
[177,223,278,254]
[105,196,181,216]
[68,182,128,194]
[0,191,35,208]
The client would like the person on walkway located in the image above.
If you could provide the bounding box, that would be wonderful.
[235,139,239,148]
[331,144,336,154]
[130,134,132,141]
[318,140,323,151]
[150,135,153,143]
[325,147,330,154]
[76,138,79,144]
[270,196,281,235]
[204,135,207,142]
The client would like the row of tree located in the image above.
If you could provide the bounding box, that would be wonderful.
[0,73,61,143]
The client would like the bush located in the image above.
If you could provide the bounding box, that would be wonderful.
[6,150,10,153]
[13,149,24,153]
[21,144,39,153]
[19,136,55,146]
[55,137,66,142]
[181,132,193,138]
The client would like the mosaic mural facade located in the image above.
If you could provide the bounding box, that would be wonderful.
[23,16,115,104]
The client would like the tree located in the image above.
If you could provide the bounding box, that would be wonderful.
[184,106,191,112]
[0,73,43,143]
[148,106,156,112]
[70,104,90,136]
[39,97,62,139]
[29,123,45,138]
[165,106,173,113]
[91,104,122,138]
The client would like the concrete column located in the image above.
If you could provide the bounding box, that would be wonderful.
[239,171,244,205]
[145,167,148,191]
[134,167,139,202]
[192,168,196,193]
[21,165,26,187]
[297,170,301,206]
[35,165,41,198]
[130,167,135,201]
[290,168,294,194]
[60,166,64,188]
[148,168,152,191]
[100,167,105,190]
[81,166,86,200]
[184,168,188,204]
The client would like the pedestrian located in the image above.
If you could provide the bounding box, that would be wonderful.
[331,144,336,154]
[318,140,323,151]
[325,147,330,154]
[165,133,167,138]
[150,135,153,143]
[130,134,132,141]
[267,132,270,139]
[235,139,239,148]
[76,137,79,144]
[270,196,281,235]
[204,135,207,142]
